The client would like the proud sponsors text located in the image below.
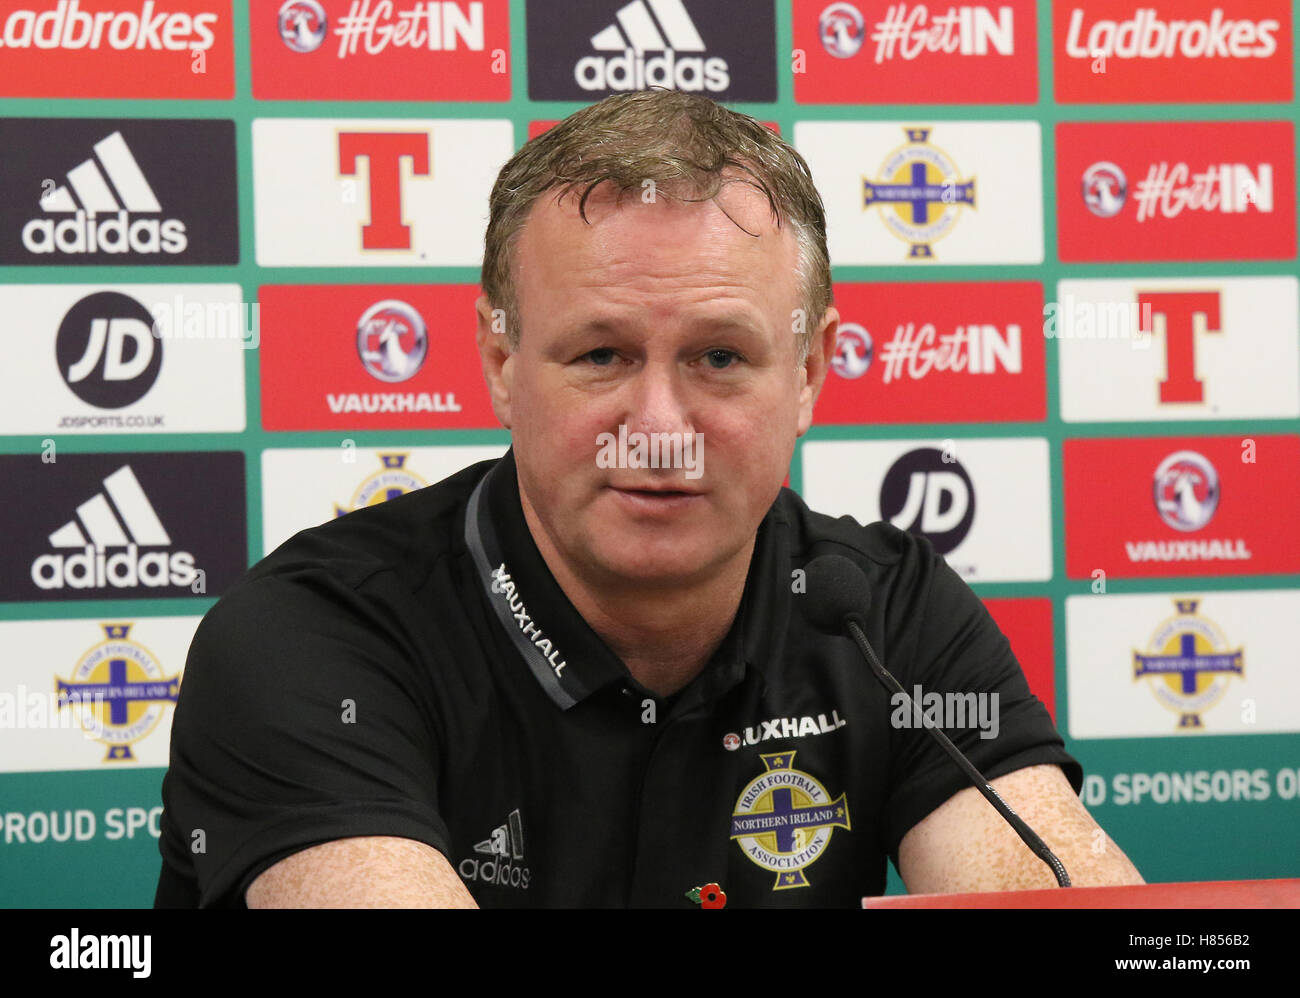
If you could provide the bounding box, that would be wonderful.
[1081,767,1300,806]
[1,805,162,843]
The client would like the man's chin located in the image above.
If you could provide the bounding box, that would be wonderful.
[587,543,724,590]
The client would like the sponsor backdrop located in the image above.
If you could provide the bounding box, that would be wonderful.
[0,0,1296,906]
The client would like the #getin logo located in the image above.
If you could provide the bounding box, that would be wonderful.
[730,751,850,889]
[1132,599,1244,730]
[864,127,975,259]
[56,623,180,762]
[334,453,428,517]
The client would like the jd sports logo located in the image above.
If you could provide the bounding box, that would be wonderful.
[879,447,975,554]
[0,451,246,603]
[526,0,775,101]
[56,292,162,408]
[0,118,238,265]
[459,808,530,890]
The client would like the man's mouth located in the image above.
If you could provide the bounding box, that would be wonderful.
[607,484,705,508]
[610,483,702,497]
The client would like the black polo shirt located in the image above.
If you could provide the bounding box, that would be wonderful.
[154,449,1081,908]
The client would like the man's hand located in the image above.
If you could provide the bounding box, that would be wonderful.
[245,836,479,908]
[898,764,1144,894]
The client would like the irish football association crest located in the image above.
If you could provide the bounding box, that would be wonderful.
[730,751,850,889]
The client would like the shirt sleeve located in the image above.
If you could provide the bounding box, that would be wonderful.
[159,562,452,907]
[881,532,1082,869]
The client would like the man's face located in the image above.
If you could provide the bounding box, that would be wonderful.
[476,177,837,593]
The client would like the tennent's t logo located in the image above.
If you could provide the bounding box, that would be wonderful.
[1138,291,1222,404]
[337,132,431,250]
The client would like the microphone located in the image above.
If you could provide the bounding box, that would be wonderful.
[804,554,1071,889]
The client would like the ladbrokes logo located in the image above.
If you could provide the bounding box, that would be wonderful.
[0,118,238,265]
[526,0,775,101]
[0,452,246,602]
[1054,2,1293,102]
[1064,7,1279,60]
[0,1,218,50]
[0,2,233,98]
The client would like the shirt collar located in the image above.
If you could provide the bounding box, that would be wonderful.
[464,448,791,711]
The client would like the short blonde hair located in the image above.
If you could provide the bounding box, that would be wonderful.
[481,88,832,361]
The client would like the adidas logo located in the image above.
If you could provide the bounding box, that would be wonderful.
[575,0,729,92]
[458,808,530,890]
[30,465,199,591]
[23,131,188,256]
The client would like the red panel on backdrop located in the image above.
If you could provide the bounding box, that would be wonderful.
[817,282,1045,425]
[1064,435,1300,578]
[1056,121,1296,262]
[983,597,1055,722]
[1054,0,1293,103]
[0,0,235,98]
[259,284,499,431]
[250,0,511,100]
[792,0,1037,104]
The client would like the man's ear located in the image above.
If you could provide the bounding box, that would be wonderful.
[796,305,840,437]
[475,293,514,429]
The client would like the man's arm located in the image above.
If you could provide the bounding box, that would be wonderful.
[246,836,479,908]
[897,763,1144,894]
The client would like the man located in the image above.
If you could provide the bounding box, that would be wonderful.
[154,89,1142,908]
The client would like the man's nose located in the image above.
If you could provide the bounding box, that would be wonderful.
[626,362,692,436]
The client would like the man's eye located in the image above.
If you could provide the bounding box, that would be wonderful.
[583,348,617,366]
[703,349,740,369]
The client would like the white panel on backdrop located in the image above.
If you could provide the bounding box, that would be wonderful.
[252,118,514,266]
[0,616,200,774]
[794,120,1043,265]
[1067,590,1300,738]
[261,444,508,555]
[800,437,1051,582]
[1057,276,1300,422]
[0,284,246,434]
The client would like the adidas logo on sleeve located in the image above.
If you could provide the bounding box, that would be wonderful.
[457,808,530,890]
